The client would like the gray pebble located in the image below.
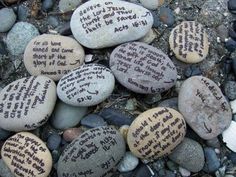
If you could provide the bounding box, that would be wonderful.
[42,0,55,12]
[158,97,178,110]
[47,16,59,28]
[203,147,220,173]
[47,133,62,150]
[159,7,175,27]
[224,81,236,100]
[80,114,107,128]
[17,5,29,21]
[0,8,16,32]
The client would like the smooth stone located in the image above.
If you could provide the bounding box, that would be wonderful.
[168,138,205,172]
[0,128,12,140]
[17,5,29,21]
[110,42,177,94]
[24,34,85,81]
[184,65,202,78]
[178,76,232,140]
[138,29,157,44]
[51,150,60,163]
[119,125,129,141]
[143,93,162,105]
[47,133,62,150]
[99,108,134,127]
[230,100,236,114]
[228,0,236,14]
[158,97,178,110]
[179,167,191,177]
[50,100,88,130]
[57,126,126,177]
[222,121,236,152]
[151,11,161,28]
[225,38,236,52]
[42,0,55,12]
[224,81,236,100]
[63,127,84,142]
[0,159,15,177]
[169,21,209,63]
[203,147,220,173]
[0,76,57,132]
[47,16,60,28]
[80,114,107,128]
[57,63,115,106]
[118,151,139,172]
[59,0,82,12]
[127,107,186,160]
[159,7,175,27]
[6,22,39,55]
[1,132,52,177]
[70,0,153,49]
[140,0,164,10]
[0,8,16,32]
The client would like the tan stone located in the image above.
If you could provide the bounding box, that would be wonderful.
[127,107,186,160]
[1,132,52,177]
[63,127,84,142]
[169,21,209,63]
[24,34,85,81]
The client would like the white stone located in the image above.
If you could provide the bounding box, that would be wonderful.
[140,0,164,10]
[70,0,153,49]
[57,64,115,106]
[222,121,236,152]
[230,100,236,114]
[118,152,139,172]
[179,167,191,177]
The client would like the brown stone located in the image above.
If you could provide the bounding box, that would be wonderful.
[127,107,186,160]
[63,127,84,142]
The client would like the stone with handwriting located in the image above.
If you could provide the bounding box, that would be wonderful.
[57,126,126,177]
[57,63,115,106]
[1,132,52,177]
[127,107,186,160]
[24,34,85,81]
[110,42,177,94]
[169,21,209,63]
[178,76,232,140]
[0,76,57,132]
[70,0,153,49]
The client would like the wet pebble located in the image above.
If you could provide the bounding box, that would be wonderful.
[80,114,107,128]
[203,147,220,173]
[42,0,55,12]
[117,152,139,172]
[47,133,62,150]
[0,8,16,32]
[159,7,175,27]
[224,81,236,100]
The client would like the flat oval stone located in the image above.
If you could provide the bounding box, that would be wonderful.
[169,21,209,63]
[110,42,177,94]
[70,0,153,49]
[178,76,232,140]
[1,132,52,177]
[57,126,126,177]
[127,107,186,160]
[0,76,57,132]
[24,34,85,81]
[57,64,115,106]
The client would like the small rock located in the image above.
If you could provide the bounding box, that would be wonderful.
[151,11,161,28]
[158,169,175,177]
[0,8,16,32]
[168,138,205,172]
[17,5,29,21]
[184,65,202,78]
[228,0,236,14]
[140,0,164,10]
[228,28,236,41]
[138,29,157,44]
[119,125,129,141]
[42,0,55,12]
[206,137,221,148]
[80,114,107,128]
[225,38,236,52]
[227,152,236,165]
[216,25,228,42]
[133,163,154,177]
[99,108,134,127]
[58,22,72,35]
[59,0,82,12]
[222,121,236,152]
[223,58,232,75]
[166,160,178,171]
[118,152,139,172]
[50,100,88,130]
[51,150,60,163]
[224,81,236,100]
[0,159,15,177]
[158,97,178,110]
[159,7,175,27]
[0,128,12,140]
[47,16,60,28]
[6,22,39,55]
[230,100,236,114]
[203,147,220,173]
[0,40,8,55]
[63,127,84,142]
[179,167,191,177]
[47,133,62,150]
[143,93,162,105]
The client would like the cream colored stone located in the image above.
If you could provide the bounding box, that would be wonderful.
[24,34,85,81]
[0,76,57,132]
[169,21,209,63]
[138,29,157,44]
[1,132,52,177]
[127,107,186,160]
[140,0,164,10]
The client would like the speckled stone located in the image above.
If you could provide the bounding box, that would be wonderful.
[178,76,232,140]
[57,126,126,177]
[127,107,186,160]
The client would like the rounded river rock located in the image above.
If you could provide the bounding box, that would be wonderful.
[178,76,232,140]
[1,132,52,177]
[57,126,126,177]
[110,42,177,94]
[24,34,85,81]
[127,107,186,160]
[0,76,57,132]
[70,0,153,49]
[169,21,209,63]
[57,63,115,106]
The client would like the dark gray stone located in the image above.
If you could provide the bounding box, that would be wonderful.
[0,128,12,140]
[159,7,175,27]
[228,0,236,14]
[42,0,55,12]
[80,114,107,128]
[203,147,220,173]
[158,97,178,110]
[47,133,62,150]
[224,81,236,100]
[225,39,236,52]
[17,5,29,21]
